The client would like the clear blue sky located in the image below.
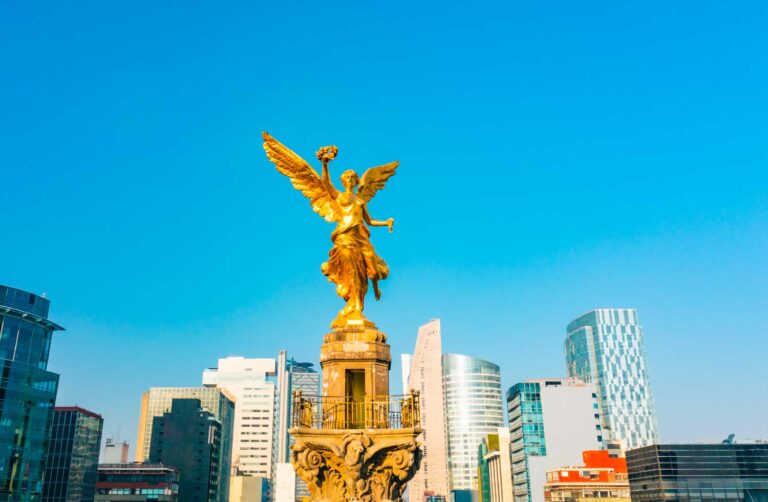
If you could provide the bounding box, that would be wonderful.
[2,1,766,452]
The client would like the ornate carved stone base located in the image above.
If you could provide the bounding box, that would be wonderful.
[290,428,422,502]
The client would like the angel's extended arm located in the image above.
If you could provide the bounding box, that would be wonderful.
[321,161,338,199]
[363,206,394,232]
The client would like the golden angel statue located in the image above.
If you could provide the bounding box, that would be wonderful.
[262,132,398,328]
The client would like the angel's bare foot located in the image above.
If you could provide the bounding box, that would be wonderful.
[373,281,382,300]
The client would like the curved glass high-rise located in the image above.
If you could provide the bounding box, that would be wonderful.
[442,354,505,493]
[0,285,63,500]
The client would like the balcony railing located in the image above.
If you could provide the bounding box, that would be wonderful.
[291,391,420,430]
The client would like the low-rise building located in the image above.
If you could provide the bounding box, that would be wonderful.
[229,475,269,502]
[95,464,178,501]
[481,428,514,502]
[543,450,629,501]
[627,443,768,501]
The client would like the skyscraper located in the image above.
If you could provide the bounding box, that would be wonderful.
[202,357,278,479]
[42,407,104,502]
[0,285,63,500]
[565,309,658,449]
[135,387,234,500]
[402,320,505,501]
[402,319,450,501]
[507,378,603,502]
[273,354,320,501]
[148,399,227,502]
[443,354,505,495]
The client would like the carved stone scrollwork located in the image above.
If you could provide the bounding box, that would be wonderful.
[291,430,422,502]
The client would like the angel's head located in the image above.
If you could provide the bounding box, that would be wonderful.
[341,169,360,191]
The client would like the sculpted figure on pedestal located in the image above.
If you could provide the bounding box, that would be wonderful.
[262,132,398,328]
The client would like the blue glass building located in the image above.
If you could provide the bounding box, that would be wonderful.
[565,308,658,449]
[42,407,103,502]
[0,285,63,500]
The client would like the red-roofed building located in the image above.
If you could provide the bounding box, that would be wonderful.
[543,450,630,502]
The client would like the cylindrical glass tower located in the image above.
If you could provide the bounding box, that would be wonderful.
[442,354,505,494]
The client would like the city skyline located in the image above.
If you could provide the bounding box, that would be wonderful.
[3,0,767,466]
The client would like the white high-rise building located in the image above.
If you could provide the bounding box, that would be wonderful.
[565,308,659,449]
[402,320,450,501]
[402,320,505,500]
[203,357,278,479]
[507,378,603,502]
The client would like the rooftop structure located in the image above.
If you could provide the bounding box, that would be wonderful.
[95,463,179,501]
[544,450,629,502]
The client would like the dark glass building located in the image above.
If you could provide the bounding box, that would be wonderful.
[42,407,103,502]
[95,464,179,501]
[0,285,63,500]
[627,443,768,501]
[148,399,226,502]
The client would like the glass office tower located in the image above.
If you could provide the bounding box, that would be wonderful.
[149,399,226,502]
[442,354,505,495]
[565,309,658,449]
[627,444,768,501]
[0,285,63,500]
[135,387,234,502]
[42,407,103,502]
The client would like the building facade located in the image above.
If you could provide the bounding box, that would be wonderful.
[443,353,505,494]
[273,354,320,501]
[626,443,768,501]
[477,439,491,502]
[565,309,658,449]
[202,357,278,479]
[101,439,129,465]
[148,399,226,502]
[271,464,296,502]
[482,428,514,502]
[543,450,629,501]
[95,464,179,501]
[402,320,450,501]
[507,378,603,502]
[229,475,269,502]
[135,387,234,500]
[0,285,64,500]
[42,407,104,502]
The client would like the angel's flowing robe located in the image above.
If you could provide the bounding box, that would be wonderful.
[321,199,388,315]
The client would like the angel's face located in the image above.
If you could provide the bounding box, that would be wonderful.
[341,170,359,191]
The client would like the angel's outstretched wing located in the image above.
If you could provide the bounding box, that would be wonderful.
[358,161,399,204]
[262,132,340,222]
